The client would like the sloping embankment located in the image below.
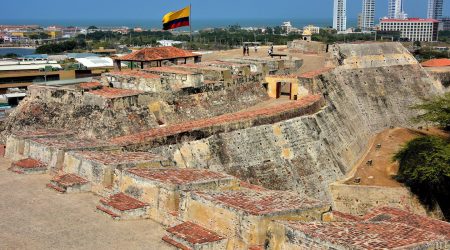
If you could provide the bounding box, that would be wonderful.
[148,43,444,201]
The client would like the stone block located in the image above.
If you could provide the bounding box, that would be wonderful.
[119,168,238,226]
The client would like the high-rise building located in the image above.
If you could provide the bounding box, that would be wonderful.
[361,0,375,31]
[388,0,407,19]
[380,18,439,41]
[333,0,347,32]
[427,0,444,19]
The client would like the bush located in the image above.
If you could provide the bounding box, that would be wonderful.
[412,93,450,130]
[35,40,80,54]
[394,136,450,220]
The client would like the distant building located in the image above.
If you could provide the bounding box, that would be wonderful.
[427,0,444,19]
[439,17,450,30]
[357,13,363,30]
[380,18,439,41]
[361,0,375,31]
[303,25,320,34]
[157,40,184,47]
[333,0,347,32]
[281,21,293,34]
[388,0,407,19]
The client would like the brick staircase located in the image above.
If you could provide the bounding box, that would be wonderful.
[9,158,47,174]
[46,173,91,193]
[96,193,149,220]
[162,222,226,250]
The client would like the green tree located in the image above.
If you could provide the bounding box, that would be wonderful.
[393,136,450,220]
[412,93,450,130]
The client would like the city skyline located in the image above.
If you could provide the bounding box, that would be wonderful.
[0,0,449,21]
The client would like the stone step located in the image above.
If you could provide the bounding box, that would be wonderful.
[46,183,66,193]
[96,193,149,220]
[163,222,226,250]
[47,173,91,193]
[162,236,192,250]
[8,158,47,174]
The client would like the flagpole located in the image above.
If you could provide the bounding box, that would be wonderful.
[189,2,193,43]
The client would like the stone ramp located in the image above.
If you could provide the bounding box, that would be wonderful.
[112,94,324,149]
[9,158,47,174]
[96,192,149,220]
[46,173,91,193]
[163,222,226,250]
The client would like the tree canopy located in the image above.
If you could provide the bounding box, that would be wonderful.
[393,93,450,221]
[412,93,450,130]
[394,136,450,220]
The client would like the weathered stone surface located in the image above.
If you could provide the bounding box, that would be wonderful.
[267,206,450,250]
[146,43,443,202]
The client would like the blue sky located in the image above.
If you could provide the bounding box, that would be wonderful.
[1,0,449,20]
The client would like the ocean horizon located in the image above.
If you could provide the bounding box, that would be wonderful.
[0,18,358,30]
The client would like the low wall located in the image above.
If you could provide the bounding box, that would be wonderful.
[329,182,429,217]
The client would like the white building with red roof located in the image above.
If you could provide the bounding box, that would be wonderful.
[380,18,440,41]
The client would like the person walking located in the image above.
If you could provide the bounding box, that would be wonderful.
[246,44,250,56]
[243,45,246,56]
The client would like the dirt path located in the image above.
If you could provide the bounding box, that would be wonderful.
[344,127,446,187]
[0,157,170,250]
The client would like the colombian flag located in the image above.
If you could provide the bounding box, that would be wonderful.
[162,6,190,30]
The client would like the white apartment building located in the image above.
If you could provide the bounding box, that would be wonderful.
[427,0,444,19]
[388,0,408,19]
[333,0,347,32]
[380,18,439,41]
[361,0,375,30]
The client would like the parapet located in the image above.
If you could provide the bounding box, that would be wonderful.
[144,67,204,91]
[102,71,162,93]
[268,206,450,250]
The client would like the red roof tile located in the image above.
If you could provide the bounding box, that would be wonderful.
[126,168,233,186]
[51,173,89,187]
[12,158,46,169]
[421,58,450,67]
[88,87,144,99]
[79,82,103,90]
[31,137,110,150]
[12,129,73,139]
[111,94,323,146]
[72,151,165,165]
[381,18,439,23]
[109,70,161,79]
[282,220,447,249]
[100,193,147,211]
[362,206,450,238]
[192,190,326,216]
[167,222,224,244]
[299,67,333,79]
[145,67,195,75]
[118,47,199,61]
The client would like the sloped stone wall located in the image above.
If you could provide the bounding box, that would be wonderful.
[149,43,444,201]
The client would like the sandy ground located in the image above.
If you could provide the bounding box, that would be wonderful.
[345,127,447,187]
[0,157,170,250]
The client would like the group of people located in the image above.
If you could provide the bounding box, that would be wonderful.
[242,44,274,57]
[242,44,258,56]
